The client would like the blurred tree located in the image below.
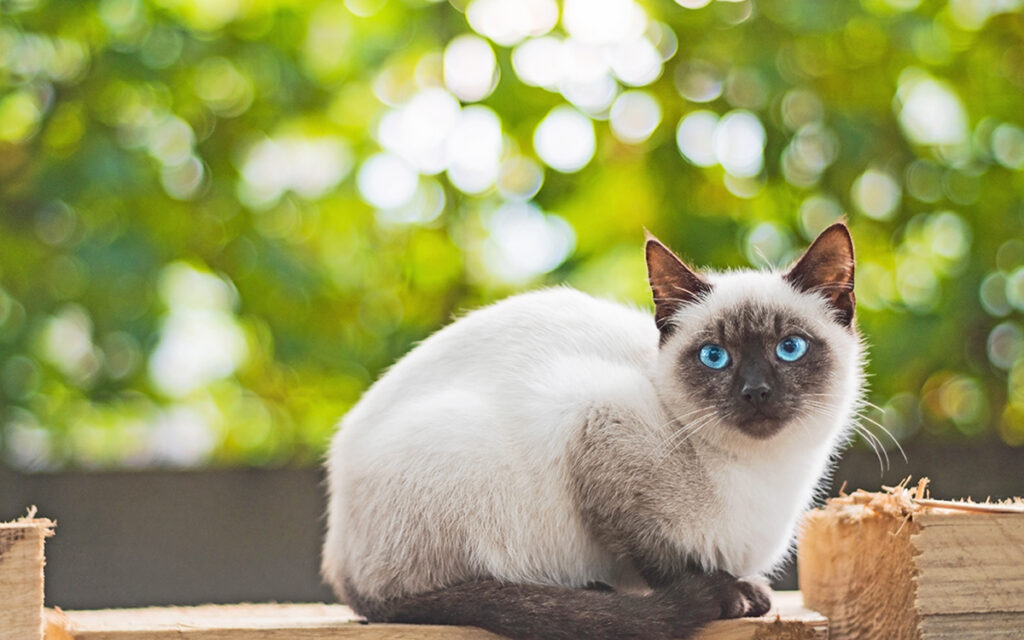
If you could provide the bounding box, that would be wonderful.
[1,0,1023,469]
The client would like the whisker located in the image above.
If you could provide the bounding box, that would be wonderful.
[664,415,718,457]
[803,395,906,454]
[656,413,719,463]
[852,424,886,474]
[797,395,907,469]
[791,408,814,440]
[859,399,886,413]
[649,409,717,457]
[752,245,772,269]
[854,410,908,464]
[654,406,715,433]
[857,423,890,470]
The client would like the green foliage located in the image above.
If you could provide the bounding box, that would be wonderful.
[1,0,1023,469]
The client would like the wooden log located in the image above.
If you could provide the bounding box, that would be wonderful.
[45,592,826,640]
[798,479,1024,639]
[1,513,55,640]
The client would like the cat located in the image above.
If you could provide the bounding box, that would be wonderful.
[322,223,864,640]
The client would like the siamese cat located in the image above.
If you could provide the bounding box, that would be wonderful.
[322,223,864,640]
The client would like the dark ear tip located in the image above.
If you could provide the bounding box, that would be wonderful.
[821,221,851,236]
[817,222,854,253]
[645,233,671,260]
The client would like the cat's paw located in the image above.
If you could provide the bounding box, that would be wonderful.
[734,577,772,617]
[655,570,772,627]
[707,572,772,619]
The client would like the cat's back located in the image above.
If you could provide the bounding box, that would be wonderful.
[344,287,658,427]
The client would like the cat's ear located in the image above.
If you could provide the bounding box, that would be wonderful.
[784,222,855,327]
[645,232,712,342]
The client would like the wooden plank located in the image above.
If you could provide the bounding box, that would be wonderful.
[912,498,1024,514]
[1,515,55,640]
[45,592,825,640]
[913,512,1024,616]
[45,604,503,640]
[799,483,1024,639]
[918,613,1024,639]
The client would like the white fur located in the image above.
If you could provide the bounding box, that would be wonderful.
[322,274,863,601]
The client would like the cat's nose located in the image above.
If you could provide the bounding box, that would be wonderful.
[741,381,772,407]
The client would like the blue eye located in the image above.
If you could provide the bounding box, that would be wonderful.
[776,335,808,362]
[699,344,730,370]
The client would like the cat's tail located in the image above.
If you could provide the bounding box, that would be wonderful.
[345,574,770,640]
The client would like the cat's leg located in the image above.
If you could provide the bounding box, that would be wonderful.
[345,574,754,640]
[568,405,773,619]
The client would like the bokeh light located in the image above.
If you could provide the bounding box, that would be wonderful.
[512,36,564,89]
[1008,267,1024,312]
[676,110,719,167]
[377,88,461,175]
[483,203,576,283]
[991,123,1024,170]
[149,263,248,399]
[534,106,596,173]
[562,0,645,45]
[497,156,545,201]
[714,110,765,178]
[447,106,504,193]
[443,35,498,103]
[609,91,661,144]
[782,123,838,188]
[980,272,1012,317]
[851,169,901,221]
[467,0,559,46]
[745,223,792,267]
[988,322,1023,370]
[896,69,970,147]
[675,60,722,103]
[357,153,419,210]
[798,194,844,239]
[240,136,353,208]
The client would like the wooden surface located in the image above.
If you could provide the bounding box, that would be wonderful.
[45,591,826,640]
[913,511,1024,615]
[45,603,503,640]
[694,592,827,640]
[799,483,1024,639]
[1,516,55,640]
[911,511,1024,638]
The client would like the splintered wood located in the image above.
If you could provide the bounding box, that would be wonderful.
[1,513,55,640]
[798,479,1024,640]
[44,592,826,640]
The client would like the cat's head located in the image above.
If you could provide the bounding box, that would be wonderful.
[647,223,864,451]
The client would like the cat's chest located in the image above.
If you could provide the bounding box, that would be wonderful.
[696,454,817,576]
